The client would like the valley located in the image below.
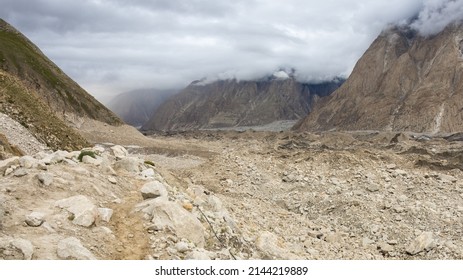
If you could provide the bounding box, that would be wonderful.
[2,116,462,259]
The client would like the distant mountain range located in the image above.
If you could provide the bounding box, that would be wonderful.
[0,19,122,152]
[141,74,343,131]
[295,23,463,134]
[107,89,174,128]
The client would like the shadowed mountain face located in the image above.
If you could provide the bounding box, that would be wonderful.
[107,89,174,128]
[295,23,463,134]
[142,77,343,131]
[0,19,122,151]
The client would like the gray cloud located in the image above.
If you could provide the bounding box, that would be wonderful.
[1,0,455,100]
[411,0,463,35]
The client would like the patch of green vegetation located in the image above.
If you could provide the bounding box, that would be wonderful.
[144,160,155,166]
[78,150,97,162]
[0,22,124,127]
[0,71,90,151]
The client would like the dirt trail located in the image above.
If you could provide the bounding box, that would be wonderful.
[109,185,150,260]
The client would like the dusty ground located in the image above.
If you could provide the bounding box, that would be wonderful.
[133,129,463,259]
[2,118,463,259]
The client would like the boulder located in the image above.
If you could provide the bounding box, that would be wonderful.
[0,238,34,260]
[255,231,297,259]
[185,249,212,260]
[406,232,435,255]
[110,145,128,159]
[55,195,98,227]
[19,156,36,169]
[51,150,69,163]
[140,168,155,179]
[98,208,113,223]
[0,157,19,175]
[25,211,46,227]
[140,181,168,200]
[113,157,142,173]
[37,172,54,186]
[13,168,28,177]
[150,200,205,246]
[57,237,96,260]
[82,155,102,166]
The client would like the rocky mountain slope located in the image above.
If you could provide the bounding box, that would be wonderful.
[0,19,122,152]
[142,75,343,131]
[295,23,463,133]
[107,89,174,128]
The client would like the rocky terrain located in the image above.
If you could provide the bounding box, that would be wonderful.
[1,112,462,259]
[296,23,463,133]
[143,75,343,132]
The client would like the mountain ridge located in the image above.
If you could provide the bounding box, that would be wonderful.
[295,23,463,133]
[0,18,122,152]
[142,76,343,131]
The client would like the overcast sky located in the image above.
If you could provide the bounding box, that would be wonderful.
[1,0,461,101]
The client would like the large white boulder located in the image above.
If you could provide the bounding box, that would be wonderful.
[150,200,205,247]
[55,195,98,227]
[57,237,96,260]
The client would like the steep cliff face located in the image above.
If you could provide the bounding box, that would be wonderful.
[0,19,122,151]
[295,23,463,134]
[142,77,343,131]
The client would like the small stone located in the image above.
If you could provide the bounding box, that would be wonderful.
[398,195,408,202]
[378,242,394,254]
[13,168,28,177]
[107,176,117,184]
[4,167,14,176]
[394,169,408,177]
[98,208,113,223]
[367,184,380,192]
[437,174,457,184]
[140,181,168,200]
[182,202,194,212]
[37,172,53,186]
[0,157,20,175]
[324,233,342,243]
[25,212,45,227]
[141,168,155,179]
[386,164,396,169]
[185,249,211,260]
[308,230,323,239]
[175,241,190,253]
[406,232,435,255]
[362,237,374,247]
[37,162,48,170]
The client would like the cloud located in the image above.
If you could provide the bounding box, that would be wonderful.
[0,0,441,100]
[411,0,463,35]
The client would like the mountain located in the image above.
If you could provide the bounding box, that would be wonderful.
[295,23,463,133]
[0,19,122,151]
[142,74,343,131]
[107,89,174,128]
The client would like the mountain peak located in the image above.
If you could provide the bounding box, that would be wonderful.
[295,23,463,133]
